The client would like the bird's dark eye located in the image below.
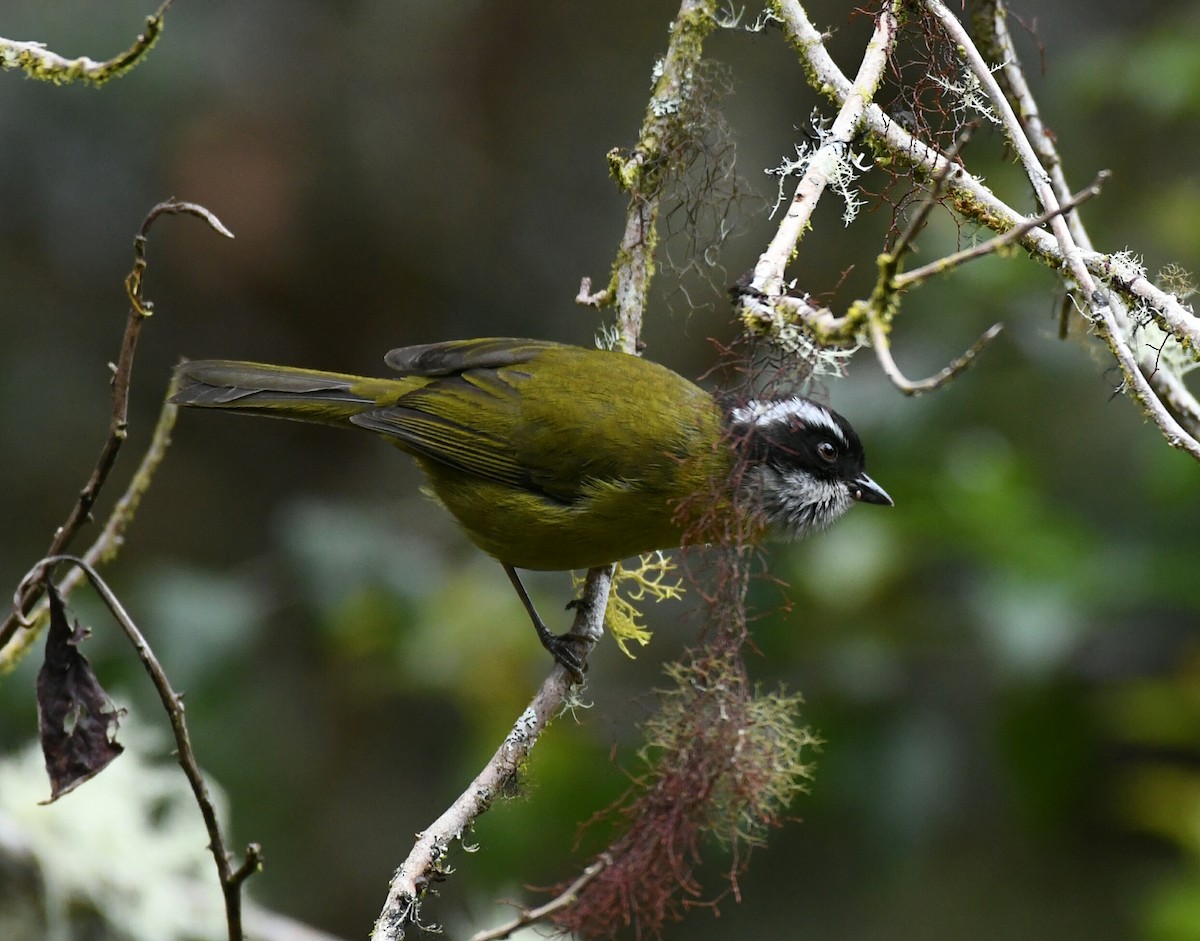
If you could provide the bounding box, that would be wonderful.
[816,440,838,462]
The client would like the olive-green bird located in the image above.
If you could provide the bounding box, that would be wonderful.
[173,337,891,677]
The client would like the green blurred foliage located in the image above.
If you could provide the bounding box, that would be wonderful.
[2,1,1200,939]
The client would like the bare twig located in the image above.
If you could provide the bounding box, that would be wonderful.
[887,125,974,265]
[0,389,182,673]
[575,276,612,308]
[871,319,1003,396]
[17,555,260,941]
[0,0,172,85]
[467,854,613,941]
[0,199,233,659]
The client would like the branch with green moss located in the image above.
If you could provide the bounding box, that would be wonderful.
[0,0,172,86]
[582,0,720,350]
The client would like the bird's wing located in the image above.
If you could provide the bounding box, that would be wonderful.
[351,339,575,500]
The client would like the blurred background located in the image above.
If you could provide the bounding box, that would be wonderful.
[1,0,1199,938]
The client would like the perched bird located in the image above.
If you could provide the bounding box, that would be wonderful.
[172,337,892,678]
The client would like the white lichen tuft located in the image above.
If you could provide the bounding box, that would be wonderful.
[765,139,816,218]
[765,111,872,226]
[929,63,1006,125]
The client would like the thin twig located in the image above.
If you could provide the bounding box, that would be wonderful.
[0,199,233,657]
[871,320,1003,396]
[17,555,260,941]
[895,172,1109,290]
[0,389,181,673]
[467,854,613,941]
[888,125,976,265]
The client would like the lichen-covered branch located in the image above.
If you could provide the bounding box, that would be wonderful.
[769,0,1200,459]
[921,0,1200,458]
[591,0,719,351]
[751,1,900,299]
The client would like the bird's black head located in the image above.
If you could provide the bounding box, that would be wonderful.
[727,396,892,540]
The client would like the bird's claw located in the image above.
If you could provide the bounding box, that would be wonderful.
[541,631,587,684]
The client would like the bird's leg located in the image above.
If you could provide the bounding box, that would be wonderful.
[503,564,586,683]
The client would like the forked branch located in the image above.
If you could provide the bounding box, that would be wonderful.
[769,0,1200,457]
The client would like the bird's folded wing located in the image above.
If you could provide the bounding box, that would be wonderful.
[350,366,578,501]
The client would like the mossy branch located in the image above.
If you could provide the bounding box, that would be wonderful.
[582,0,720,351]
[0,1,172,86]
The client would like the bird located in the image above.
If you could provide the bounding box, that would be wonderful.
[172,337,892,678]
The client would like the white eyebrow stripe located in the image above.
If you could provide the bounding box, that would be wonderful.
[731,397,847,444]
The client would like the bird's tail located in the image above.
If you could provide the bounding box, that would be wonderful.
[172,360,402,429]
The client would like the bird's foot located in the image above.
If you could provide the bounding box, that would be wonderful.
[535,622,587,684]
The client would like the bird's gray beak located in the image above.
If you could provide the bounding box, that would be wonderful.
[851,473,893,506]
